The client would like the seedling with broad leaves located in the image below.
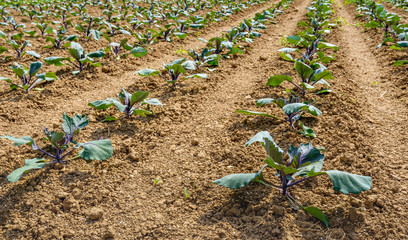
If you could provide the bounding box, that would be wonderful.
[213,131,372,227]
[44,42,105,75]
[135,58,208,87]
[0,113,113,182]
[75,16,102,40]
[32,22,53,36]
[45,29,78,49]
[188,48,220,68]
[237,96,321,137]
[102,36,148,60]
[88,88,163,121]
[267,60,333,96]
[1,61,58,92]
[0,31,40,59]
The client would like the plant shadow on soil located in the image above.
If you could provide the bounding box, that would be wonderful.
[198,182,357,239]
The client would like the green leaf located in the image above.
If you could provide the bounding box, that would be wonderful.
[70,42,84,58]
[365,20,379,28]
[279,52,295,62]
[29,61,42,77]
[317,42,339,51]
[7,158,46,182]
[50,131,64,146]
[278,48,299,53]
[324,170,372,194]
[143,98,163,106]
[299,122,316,138]
[174,32,187,39]
[0,30,6,39]
[393,60,408,66]
[283,103,322,116]
[43,72,58,81]
[267,75,292,87]
[212,165,267,189]
[303,206,329,228]
[88,51,105,58]
[313,70,333,81]
[246,131,284,163]
[77,139,113,160]
[295,61,313,81]
[135,69,160,76]
[44,56,69,66]
[256,98,275,106]
[132,109,152,117]
[130,91,150,106]
[397,41,408,48]
[0,135,36,148]
[26,51,41,59]
[300,82,315,90]
[88,100,115,110]
[102,116,118,122]
[264,157,298,174]
[130,47,148,57]
[108,98,127,112]
[90,30,101,40]
[0,46,9,54]
[287,35,301,45]
[315,89,332,95]
[185,73,208,79]
[62,113,89,139]
[288,142,324,170]
[236,110,279,119]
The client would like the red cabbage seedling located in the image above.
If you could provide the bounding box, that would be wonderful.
[0,61,58,92]
[44,42,105,75]
[213,131,372,227]
[237,97,321,136]
[136,58,207,87]
[0,113,113,182]
[89,88,163,121]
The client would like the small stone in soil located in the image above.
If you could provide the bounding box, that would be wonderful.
[88,207,104,220]
[272,205,285,216]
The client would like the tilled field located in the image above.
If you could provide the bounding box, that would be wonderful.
[0,0,407,239]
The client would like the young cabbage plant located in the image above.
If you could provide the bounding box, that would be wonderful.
[0,113,114,182]
[32,22,53,36]
[89,88,163,121]
[3,18,25,31]
[1,61,58,92]
[157,24,174,42]
[268,60,333,96]
[213,131,372,227]
[134,29,157,46]
[103,37,147,59]
[0,32,40,59]
[236,97,321,136]
[135,58,208,87]
[44,42,105,75]
[239,18,266,38]
[45,29,77,49]
[280,35,339,63]
[188,48,220,69]
[202,37,242,55]
[75,16,102,40]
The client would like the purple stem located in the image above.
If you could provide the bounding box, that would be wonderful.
[287,177,309,188]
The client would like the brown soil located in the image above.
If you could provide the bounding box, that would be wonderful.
[0,0,407,239]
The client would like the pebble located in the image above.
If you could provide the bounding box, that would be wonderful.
[103,227,115,239]
[88,207,104,220]
[272,205,285,216]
